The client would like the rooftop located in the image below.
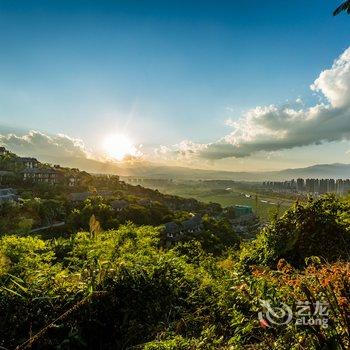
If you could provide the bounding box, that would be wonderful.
[111,199,129,210]
[0,188,16,196]
[16,157,38,162]
[69,192,91,202]
[20,167,59,174]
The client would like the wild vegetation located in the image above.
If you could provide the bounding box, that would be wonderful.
[0,194,349,349]
[0,151,349,349]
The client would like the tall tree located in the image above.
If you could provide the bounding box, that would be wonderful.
[334,1,350,15]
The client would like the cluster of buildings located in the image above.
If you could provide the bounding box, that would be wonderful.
[0,146,83,186]
[262,178,350,195]
[21,166,63,185]
[12,156,61,185]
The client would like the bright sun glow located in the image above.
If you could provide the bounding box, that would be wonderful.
[103,134,137,161]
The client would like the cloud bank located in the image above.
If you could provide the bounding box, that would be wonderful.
[162,47,350,160]
[0,130,144,169]
[0,130,93,160]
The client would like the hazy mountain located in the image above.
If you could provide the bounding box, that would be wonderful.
[275,163,350,180]
[119,163,350,181]
[40,154,350,181]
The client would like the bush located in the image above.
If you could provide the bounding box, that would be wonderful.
[240,195,350,267]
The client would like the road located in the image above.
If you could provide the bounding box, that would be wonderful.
[30,221,65,233]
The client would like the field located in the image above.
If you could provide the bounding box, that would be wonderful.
[128,180,296,221]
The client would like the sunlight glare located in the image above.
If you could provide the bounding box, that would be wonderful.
[103,134,137,160]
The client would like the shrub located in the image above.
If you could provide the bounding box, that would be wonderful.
[240,195,350,267]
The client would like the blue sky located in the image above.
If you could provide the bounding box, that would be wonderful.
[0,0,350,170]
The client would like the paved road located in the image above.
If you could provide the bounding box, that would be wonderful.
[30,221,65,233]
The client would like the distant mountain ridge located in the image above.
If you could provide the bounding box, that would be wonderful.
[5,150,350,181]
[35,155,350,181]
[120,163,350,181]
[276,163,350,180]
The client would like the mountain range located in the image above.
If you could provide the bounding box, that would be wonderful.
[30,153,350,181]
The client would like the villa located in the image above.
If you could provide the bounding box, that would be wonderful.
[15,157,39,169]
[110,199,129,211]
[21,167,62,185]
[164,215,203,240]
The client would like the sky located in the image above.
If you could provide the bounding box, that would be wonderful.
[0,0,350,171]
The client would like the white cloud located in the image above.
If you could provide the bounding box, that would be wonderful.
[0,130,93,160]
[161,47,350,160]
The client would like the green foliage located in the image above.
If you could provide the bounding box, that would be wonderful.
[201,215,240,255]
[1,194,350,349]
[0,235,54,277]
[0,198,65,235]
[240,195,350,267]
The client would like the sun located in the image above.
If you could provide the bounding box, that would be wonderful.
[103,134,137,160]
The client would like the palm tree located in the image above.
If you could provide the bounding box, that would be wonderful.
[334,1,350,15]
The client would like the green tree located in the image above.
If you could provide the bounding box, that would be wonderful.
[240,195,350,267]
[334,1,350,15]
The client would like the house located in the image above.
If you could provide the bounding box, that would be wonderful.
[110,199,129,211]
[163,215,203,240]
[181,215,203,234]
[230,205,256,225]
[67,173,83,187]
[15,157,38,169]
[164,221,180,238]
[68,176,78,187]
[234,205,253,217]
[21,167,62,185]
[69,192,91,202]
[98,190,113,197]
[0,188,18,203]
[0,171,15,183]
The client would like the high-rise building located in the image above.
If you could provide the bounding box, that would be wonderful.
[296,178,305,192]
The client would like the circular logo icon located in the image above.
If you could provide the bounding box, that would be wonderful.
[258,299,293,326]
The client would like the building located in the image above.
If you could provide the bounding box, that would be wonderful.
[69,192,91,202]
[234,205,253,218]
[0,188,18,203]
[181,215,203,234]
[21,167,62,185]
[164,215,203,241]
[319,179,328,194]
[68,176,79,187]
[263,177,350,195]
[328,179,336,193]
[336,179,350,195]
[15,157,38,169]
[305,178,319,193]
[110,199,129,211]
[0,171,15,184]
[296,178,305,192]
[164,221,180,238]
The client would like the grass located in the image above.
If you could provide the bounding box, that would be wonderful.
[140,182,294,221]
